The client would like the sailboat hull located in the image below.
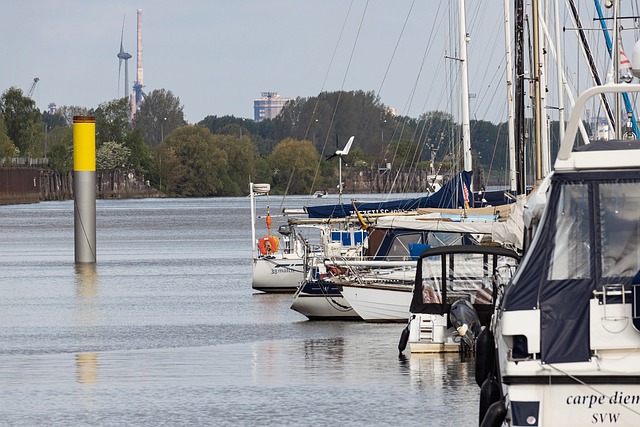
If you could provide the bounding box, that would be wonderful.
[290,280,360,320]
[339,283,412,322]
[251,255,304,293]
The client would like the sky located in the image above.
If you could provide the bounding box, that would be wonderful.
[0,1,620,126]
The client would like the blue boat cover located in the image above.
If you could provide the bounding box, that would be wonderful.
[305,171,473,219]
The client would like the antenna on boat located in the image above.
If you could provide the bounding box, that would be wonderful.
[326,136,354,204]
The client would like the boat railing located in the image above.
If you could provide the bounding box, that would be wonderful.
[325,254,419,265]
[558,83,640,161]
[320,254,417,287]
[593,284,631,323]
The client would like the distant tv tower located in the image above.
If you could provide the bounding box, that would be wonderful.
[131,8,145,120]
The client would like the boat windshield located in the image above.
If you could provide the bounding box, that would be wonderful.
[419,252,518,305]
[599,181,640,278]
[546,179,640,281]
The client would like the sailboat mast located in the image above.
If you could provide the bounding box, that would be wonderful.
[504,0,517,193]
[459,0,472,175]
[532,0,543,184]
[613,1,622,139]
[594,0,640,138]
[514,0,526,195]
[566,0,615,133]
[553,0,565,145]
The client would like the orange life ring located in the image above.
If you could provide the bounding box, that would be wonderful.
[258,235,279,255]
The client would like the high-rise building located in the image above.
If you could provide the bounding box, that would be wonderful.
[253,92,292,122]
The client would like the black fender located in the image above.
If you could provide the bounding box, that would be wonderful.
[475,327,495,387]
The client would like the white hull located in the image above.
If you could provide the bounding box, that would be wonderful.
[339,284,412,322]
[486,84,640,427]
[495,300,640,426]
[290,292,360,320]
[251,255,304,292]
[407,313,460,353]
[503,382,640,426]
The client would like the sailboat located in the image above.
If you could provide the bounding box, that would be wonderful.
[288,169,520,320]
[250,136,370,293]
[249,183,307,292]
[320,0,524,323]
[250,182,370,293]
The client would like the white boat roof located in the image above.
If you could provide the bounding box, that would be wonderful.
[555,83,640,172]
[374,197,525,251]
[374,215,496,233]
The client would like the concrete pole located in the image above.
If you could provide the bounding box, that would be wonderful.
[73,116,96,264]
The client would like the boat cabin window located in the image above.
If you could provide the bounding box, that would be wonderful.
[428,232,465,247]
[546,179,640,282]
[420,252,516,305]
[548,183,591,280]
[599,182,640,278]
[386,232,422,259]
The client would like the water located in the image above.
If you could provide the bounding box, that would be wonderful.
[0,196,479,426]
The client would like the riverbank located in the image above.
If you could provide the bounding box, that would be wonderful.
[0,167,161,205]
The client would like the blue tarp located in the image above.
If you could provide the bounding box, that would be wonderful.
[305,171,473,219]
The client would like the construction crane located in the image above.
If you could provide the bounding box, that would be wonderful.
[27,77,39,98]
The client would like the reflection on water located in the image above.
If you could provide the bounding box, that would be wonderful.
[75,352,99,385]
[75,263,99,297]
[75,263,99,326]
[407,352,474,389]
[75,264,100,387]
[0,198,479,426]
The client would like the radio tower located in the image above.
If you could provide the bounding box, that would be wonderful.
[131,8,145,120]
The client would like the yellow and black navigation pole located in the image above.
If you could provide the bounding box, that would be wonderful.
[73,116,96,264]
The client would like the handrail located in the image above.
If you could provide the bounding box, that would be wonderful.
[558,83,640,161]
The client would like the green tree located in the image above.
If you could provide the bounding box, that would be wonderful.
[416,111,454,161]
[199,115,277,156]
[41,110,67,130]
[268,138,320,194]
[273,90,400,158]
[0,116,17,161]
[134,89,187,148]
[96,141,131,169]
[46,126,73,172]
[56,105,90,127]
[156,125,227,196]
[216,123,247,137]
[0,87,41,155]
[27,121,46,157]
[94,98,130,146]
[213,134,257,196]
[200,115,246,134]
[123,129,154,176]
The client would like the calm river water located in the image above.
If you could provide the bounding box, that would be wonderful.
[0,196,479,426]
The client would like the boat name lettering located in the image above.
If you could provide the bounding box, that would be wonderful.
[565,391,640,409]
[591,413,621,423]
[270,265,297,274]
[348,208,407,215]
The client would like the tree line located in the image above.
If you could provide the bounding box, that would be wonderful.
[0,86,555,196]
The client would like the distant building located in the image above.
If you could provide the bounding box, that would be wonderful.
[253,92,292,122]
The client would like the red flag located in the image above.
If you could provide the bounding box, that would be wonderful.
[463,182,470,210]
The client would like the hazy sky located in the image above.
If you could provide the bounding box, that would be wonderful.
[0,1,607,125]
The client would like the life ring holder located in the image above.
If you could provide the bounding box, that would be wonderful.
[258,235,279,255]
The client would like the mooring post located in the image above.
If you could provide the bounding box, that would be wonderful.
[73,116,96,264]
